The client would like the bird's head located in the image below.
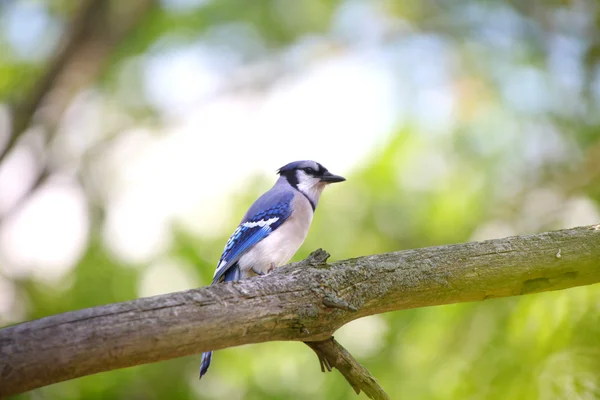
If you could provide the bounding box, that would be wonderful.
[277,160,345,205]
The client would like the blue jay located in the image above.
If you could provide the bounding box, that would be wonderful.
[199,160,345,379]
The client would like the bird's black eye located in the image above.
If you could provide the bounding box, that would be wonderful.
[304,167,315,174]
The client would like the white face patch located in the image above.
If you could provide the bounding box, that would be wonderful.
[296,170,327,205]
[242,217,279,228]
[296,170,320,187]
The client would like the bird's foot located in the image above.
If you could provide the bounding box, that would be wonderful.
[251,263,276,276]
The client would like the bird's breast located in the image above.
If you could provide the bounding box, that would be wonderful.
[238,194,313,276]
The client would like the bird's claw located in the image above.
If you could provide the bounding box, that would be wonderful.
[251,264,275,276]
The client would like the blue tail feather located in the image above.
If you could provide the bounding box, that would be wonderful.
[222,264,241,282]
[199,351,212,379]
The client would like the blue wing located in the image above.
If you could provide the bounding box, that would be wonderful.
[212,191,294,284]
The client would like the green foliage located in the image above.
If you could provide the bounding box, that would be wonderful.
[2,0,600,399]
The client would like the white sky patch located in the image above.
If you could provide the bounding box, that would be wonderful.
[335,315,389,358]
[144,46,227,117]
[0,275,18,323]
[137,257,200,297]
[0,176,89,282]
[103,192,172,265]
[414,86,456,134]
[3,1,61,61]
[258,53,397,171]
[561,196,600,229]
[0,144,39,216]
[470,220,516,241]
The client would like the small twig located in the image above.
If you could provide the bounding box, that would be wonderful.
[323,295,358,312]
[311,345,333,372]
[304,248,331,266]
[274,248,330,275]
[305,337,390,400]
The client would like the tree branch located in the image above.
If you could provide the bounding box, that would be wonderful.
[1,225,600,397]
[306,337,390,400]
[0,0,103,165]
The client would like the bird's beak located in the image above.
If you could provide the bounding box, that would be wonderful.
[319,171,346,183]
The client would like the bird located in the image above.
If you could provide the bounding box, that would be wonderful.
[199,160,346,379]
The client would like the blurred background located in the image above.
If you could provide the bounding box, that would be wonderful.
[1,0,600,399]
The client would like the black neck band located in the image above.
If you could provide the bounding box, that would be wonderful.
[299,190,316,211]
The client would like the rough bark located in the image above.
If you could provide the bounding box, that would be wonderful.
[1,225,599,398]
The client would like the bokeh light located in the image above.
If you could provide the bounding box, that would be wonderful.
[1,0,599,399]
